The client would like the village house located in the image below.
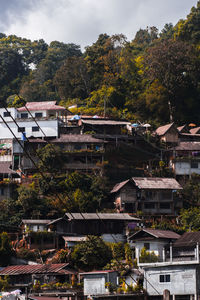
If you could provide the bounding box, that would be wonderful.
[155,123,179,145]
[47,213,140,244]
[170,141,200,178]
[0,264,77,288]
[111,177,183,215]
[129,228,180,263]
[80,270,118,296]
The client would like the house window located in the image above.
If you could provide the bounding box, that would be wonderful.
[21,113,28,118]
[160,203,171,209]
[144,203,155,209]
[3,112,11,117]
[144,242,150,250]
[32,126,39,132]
[191,161,198,168]
[35,112,43,118]
[159,274,170,283]
[18,127,25,132]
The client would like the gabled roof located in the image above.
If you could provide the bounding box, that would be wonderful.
[175,142,200,151]
[177,125,189,133]
[18,101,66,112]
[111,177,182,192]
[65,213,139,221]
[0,264,77,275]
[51,134,105,144]
[190,127,200,135]
[173,232,200,248]
[155,123,176,136]
[0,162,18,175]
[129,228,180,240]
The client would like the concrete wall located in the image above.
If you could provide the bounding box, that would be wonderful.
[144,264,198,296]
[173,161,200,175]
[135,240,167,262]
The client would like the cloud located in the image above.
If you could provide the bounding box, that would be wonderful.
[1,0,198,48]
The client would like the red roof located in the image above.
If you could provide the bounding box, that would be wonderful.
[0,264,77,275]
[18,101,66,112]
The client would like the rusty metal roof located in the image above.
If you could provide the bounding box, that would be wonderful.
[129,228,180,240]
[173,232,200,247]
[65,213,139,221]
[155,123,175,136]
[0,264,77,275]
[18,101,66,112]
[175,142,200,151]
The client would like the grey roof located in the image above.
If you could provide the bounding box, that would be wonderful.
[155,123,175,136]
[129,228,180,240]
[173,232,200,247]
[175,142,200,151]
[22,219,51,225]
[65,213,140,221]
[51,134,105,143]
[111,177,182,193]
[0,162,17,175]
[62,236,87,242]
[79,119,131,126]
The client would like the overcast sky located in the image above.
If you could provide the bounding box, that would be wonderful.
[0,0,198,49]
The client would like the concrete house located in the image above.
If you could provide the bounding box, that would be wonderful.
[129,228,180,263]
[170,142,200,177]
[111,177,183,215]
[155,123,179,145]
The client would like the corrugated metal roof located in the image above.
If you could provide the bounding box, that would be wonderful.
[62,236,87,242]
[79,119,131,126]
[190,127,200,135]
[0,162,17,175]
[173,232,200,247]
[18,101,66,112]
[155,123,175,136]
[130,228,180,240]
[111,177,182,192]
[65,213,139,221]
[0,264,74,275]
[132,177,182,190]
[51,134,105,143]
[22,219,51,225]
[175,142,200,151]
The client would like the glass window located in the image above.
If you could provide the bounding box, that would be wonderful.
[21,113,28,118]
[159,274,170,283]
[3,112,11,117]
[35,112,43,118]
[18,127,25,132]
[144,242,150,250]
[32,126,39,132]
[191,161,198,168]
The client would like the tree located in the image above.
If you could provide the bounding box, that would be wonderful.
[71,236,112,271]
[0,232,13,266]
[179,207,200,231]
[143,39,200,123]
[37,144,64,173]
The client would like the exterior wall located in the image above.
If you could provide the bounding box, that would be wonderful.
[160,128,179,144]
[173,161,200,175]
[19,110,47,118]
[135,240,166,262]
[144,264,198,296]
[101,233,126,243]
[83,272,118,295]
[0,108,18,121]
[0,119,58,139]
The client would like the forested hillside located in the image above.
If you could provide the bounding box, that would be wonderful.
[0,1,200,126]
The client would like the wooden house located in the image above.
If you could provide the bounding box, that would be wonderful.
[155,123,179,145]
[111,177,183,215]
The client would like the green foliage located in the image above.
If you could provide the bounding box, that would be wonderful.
[0,232,13,266]
[37,144,65,173]
[71,236,112,271]
[179,207,200,231]
[180,174,200,207]
[139,247,158,263]
[0,276,10,291]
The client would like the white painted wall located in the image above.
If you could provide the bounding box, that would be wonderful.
[144,264,197,296]
[0,108,18,121]
[84,277,106,295]
[173,161,200,175]
[135,240,167,262]
[0,119,58,139]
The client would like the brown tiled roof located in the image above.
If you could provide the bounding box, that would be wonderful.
[173,232,200,247]
[175,142,200,151]
[18,101,66,112]
[130,228,180,240]
[155,123,175,136]
[0,264,77,275]
[51,134,105,143]
[190,127,200,135]
[132,177,182,190]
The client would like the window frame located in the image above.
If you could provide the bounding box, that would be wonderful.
[18,127,25,133]
[159,274,171,283]
[3,111,11,117]
[32,126,40,132]
[21,113,28,119]
[35,112,43,118]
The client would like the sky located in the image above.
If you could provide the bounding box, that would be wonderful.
[0,0,198,49]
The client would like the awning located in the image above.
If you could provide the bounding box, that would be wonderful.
[0,143,12,149]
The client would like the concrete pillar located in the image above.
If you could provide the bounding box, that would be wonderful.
[170,243,173,262]
[162,247,165,262]
[196,243,199,263]
[163,289,170,300]
[172,295,175,300]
